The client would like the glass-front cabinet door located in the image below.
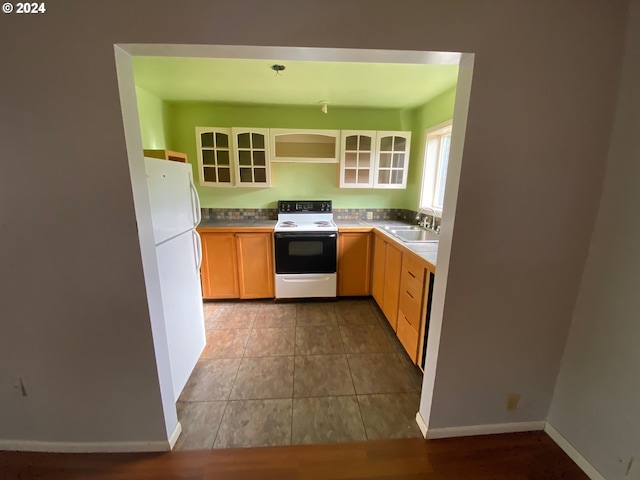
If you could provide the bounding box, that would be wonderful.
[374,131,411,189]
[232,128,271,187]
[196,127,272,187]
[196,127,233,187]
[339,131,376,188]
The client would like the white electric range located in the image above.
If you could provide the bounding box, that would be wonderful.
[274,200,338,299]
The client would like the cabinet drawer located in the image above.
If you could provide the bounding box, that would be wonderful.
[399,288,422,329]
[401,266,423,301]
[397,310,419,363]
[402,255,426,285]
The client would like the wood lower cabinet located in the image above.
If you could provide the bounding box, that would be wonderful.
[338,231,372,296]
[397,255,427,363]
[371,230,436,366]
[200,232,239,299]
[236,233,274,298]
[371,232,403,331]
[199,231,274,299]
[372,234,386,306]
[383,242,402,330]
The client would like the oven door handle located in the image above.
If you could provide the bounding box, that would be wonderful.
[274,232,337,239]
[281,276,334,283]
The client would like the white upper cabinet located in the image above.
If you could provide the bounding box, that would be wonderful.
[195,127,410,189]
[196,127,271,187]
[270,129,339,163]
[339,131,376,188]
[196,127,234,187]
[374,131,411,189]
[339,130,411,189]
[232,128,271,187]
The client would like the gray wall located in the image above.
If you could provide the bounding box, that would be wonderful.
[548,1,640,479]
[0,0,629,449]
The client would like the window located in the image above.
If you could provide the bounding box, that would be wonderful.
[419,121,452,213]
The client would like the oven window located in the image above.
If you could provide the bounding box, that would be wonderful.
[289,241,323,257]
[274,233,337,274]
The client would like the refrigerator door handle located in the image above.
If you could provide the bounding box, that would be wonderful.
[189,179,201,227]
[193,230,203,270]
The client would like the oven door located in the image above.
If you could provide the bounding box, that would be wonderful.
[274,232,337,274]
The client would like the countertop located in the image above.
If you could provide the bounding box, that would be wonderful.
[198,219,277,228]
[334,219,410,228]
[197,219,277,233]
[197,218,438,268]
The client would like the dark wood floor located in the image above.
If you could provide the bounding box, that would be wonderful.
[0,431,587,480]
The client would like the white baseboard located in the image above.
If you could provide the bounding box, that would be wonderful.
[544,422,605,480]
[415,411,428,438]
[0,439,171,453]
[426,420,546,439]
[168,421,182,450]
[0,425,182,453]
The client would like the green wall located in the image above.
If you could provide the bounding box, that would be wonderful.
[404,87,457,209]
[136,87,168,149]
[155,95,455,209]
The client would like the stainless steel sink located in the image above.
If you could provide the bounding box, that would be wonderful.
[383,225,423,231]
[391,229,439,243]
[382,225,439,243]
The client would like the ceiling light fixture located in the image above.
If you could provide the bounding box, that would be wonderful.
[271,64,286,75]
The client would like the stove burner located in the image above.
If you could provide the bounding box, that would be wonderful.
[275,201,337,234]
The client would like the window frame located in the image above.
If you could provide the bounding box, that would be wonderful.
[418,120,453,216]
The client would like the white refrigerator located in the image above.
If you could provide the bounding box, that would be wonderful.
[145,157,206,401]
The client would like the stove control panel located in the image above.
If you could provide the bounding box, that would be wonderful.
[278,200,332,213]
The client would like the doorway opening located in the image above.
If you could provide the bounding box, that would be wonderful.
[114,44,474,449]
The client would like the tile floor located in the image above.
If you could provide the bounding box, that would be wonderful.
[174,298,424,450]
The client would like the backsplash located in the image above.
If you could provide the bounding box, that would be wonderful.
[332,208,415,222]
[201,208,278,221]
[334,208,440,229]
[200,207,435,225]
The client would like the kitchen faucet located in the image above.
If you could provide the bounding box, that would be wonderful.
[417,207,437,231]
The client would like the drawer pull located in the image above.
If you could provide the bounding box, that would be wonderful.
[408,271,415,278]
[406,290,414,299]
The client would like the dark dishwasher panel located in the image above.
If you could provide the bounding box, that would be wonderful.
[421,272,435,370]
